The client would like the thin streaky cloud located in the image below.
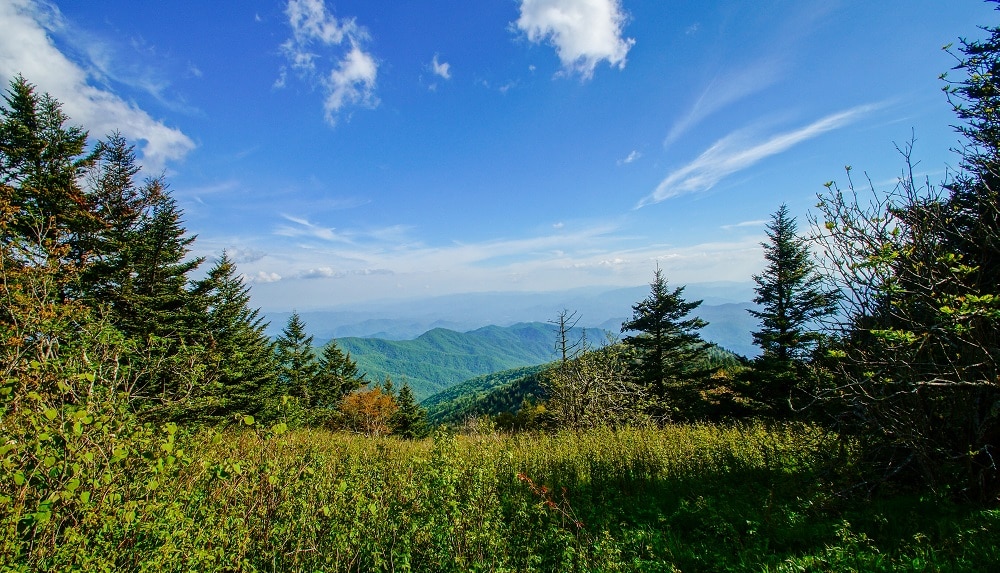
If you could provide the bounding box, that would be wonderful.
[618,150,641,165]
[639,103,882,208]
[664,58,784,147]
[721,219,768,230]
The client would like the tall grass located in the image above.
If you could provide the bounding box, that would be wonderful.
[3,422,997,571]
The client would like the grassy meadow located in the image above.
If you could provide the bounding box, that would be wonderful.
[4,421,998,572]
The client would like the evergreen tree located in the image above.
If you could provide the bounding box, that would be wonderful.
[744,205,837,417]
[0,75,97,269]
[274,311,319,405]
[123,188,208,419]
[312,340,365,409]
[750,205,837,363]
[195,252,277,422]
[78,133,162,306]
[391,383,428,439]
[621,268,712,421]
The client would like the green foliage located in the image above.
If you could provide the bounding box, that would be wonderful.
[313,339,366,409]
[811,12,1000,499]
[5,421,998,571]
[392,383,429,438]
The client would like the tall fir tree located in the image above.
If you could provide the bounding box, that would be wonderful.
[274,311,319,406]
[77,133,162,307]
[621,268,712,421]
[750,205,837,363]
[116,183,207,420]
[312,340,365,409]
[0,75,97,270]
[195,252,278,423]
[391,383,428,439]
[744,205,837,418]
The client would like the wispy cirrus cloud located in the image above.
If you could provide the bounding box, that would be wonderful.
[0,0,196,173]
[275,214,352,242]
[639,103,881,207]
[515,0,634,80]
[664,58,785,147]
[721,219,768,231]
[277,0,378,126]
[617,150,641,165]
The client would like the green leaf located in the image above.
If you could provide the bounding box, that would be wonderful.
[242,415,255,426]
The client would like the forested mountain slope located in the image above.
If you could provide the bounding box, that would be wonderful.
[333,323,585,400]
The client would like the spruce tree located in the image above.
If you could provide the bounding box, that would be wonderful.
[744,205,836,418]
[196,252,277,422]
[313,340,365,409]
[0,75,97,269]
[78,133,162,306]
[750,205,837,364]
[621,268,712,421]
[274,311,319,406]
[391,383,428,438]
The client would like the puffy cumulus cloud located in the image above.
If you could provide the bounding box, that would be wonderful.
[430,54,451,80]
[279,0,378,126]
[639,103,881,207]
[299,267,341,279]
[323,43,378,124]
[250,271,282,283]
[226,247,267,264]
[515,0,634,79]
[0,0,195,173]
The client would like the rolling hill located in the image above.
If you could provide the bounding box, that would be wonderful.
[332,322,587,400]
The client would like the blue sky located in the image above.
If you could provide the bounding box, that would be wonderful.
[1,0,995,311]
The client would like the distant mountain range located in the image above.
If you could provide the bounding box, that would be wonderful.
[264,284,761,400]
[330,323,587,400]
[265,282,757,345]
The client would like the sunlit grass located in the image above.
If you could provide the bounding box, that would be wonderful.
[4,422,998,571]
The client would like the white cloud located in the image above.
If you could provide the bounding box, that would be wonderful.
[515,0,634,79]
[323,43,378,124]
[299,267,340,279]
[639,103,881,207]
[430,54,451,80]
[276,214,351,242]
[721,219,768,231]
[286,0,359,46]
[617,150,641,165]
[0,0,195,173]
[250,271,282,283]
[279,0,377,126]
[227,247,267,264]
[664,59,784,147]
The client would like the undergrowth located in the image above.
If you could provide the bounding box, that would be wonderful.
[2,419,998,571]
